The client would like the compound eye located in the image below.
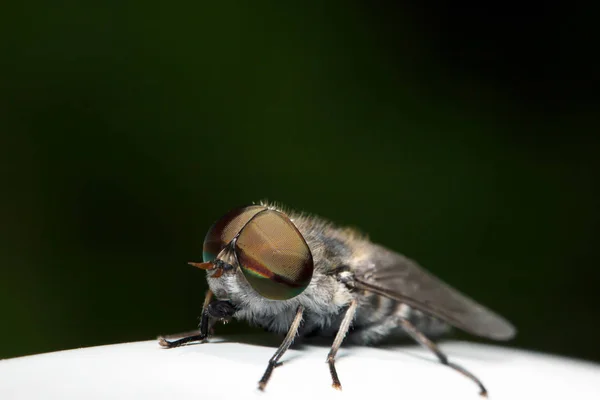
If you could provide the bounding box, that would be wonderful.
[234,210,314,300]
[202,205,267,262]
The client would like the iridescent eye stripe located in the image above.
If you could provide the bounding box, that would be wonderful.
[237,251,309,289]
[238,253,275,279]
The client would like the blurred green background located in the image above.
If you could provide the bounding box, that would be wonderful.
[1,2,598,362]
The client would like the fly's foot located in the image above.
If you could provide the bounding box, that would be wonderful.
[158,336,184,348]
[157,333,207,348]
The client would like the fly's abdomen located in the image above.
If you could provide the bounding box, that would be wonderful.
[348,291,450,345]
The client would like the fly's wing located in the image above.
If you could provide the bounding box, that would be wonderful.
[353,244,516,340]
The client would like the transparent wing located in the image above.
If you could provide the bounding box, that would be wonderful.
[353,244,516,340]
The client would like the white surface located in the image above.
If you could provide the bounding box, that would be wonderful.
[1,337,599,400]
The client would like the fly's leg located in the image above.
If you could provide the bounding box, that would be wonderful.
[326,299,358,390]
[159,290,218,348]
[399,317,488,397]
[258,305,304,391]
[158,332,207,348]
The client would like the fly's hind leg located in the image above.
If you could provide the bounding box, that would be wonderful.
[326,299,358,390]
[399,317,488,397]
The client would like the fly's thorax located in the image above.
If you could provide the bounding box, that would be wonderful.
[207,261,353,334]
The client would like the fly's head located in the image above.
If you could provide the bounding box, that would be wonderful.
[190,205,315,309]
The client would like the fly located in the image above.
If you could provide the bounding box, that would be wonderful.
[159,202,516,396]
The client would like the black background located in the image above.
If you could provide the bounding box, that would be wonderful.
[1,2,598,361]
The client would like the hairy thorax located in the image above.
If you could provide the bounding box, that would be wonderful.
[207,266,354,335]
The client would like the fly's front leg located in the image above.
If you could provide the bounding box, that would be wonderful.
[258,305,304,391]
[326,299,358,390]
[159,290,217,348]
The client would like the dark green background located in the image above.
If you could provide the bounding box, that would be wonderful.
[1,3,598,362]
